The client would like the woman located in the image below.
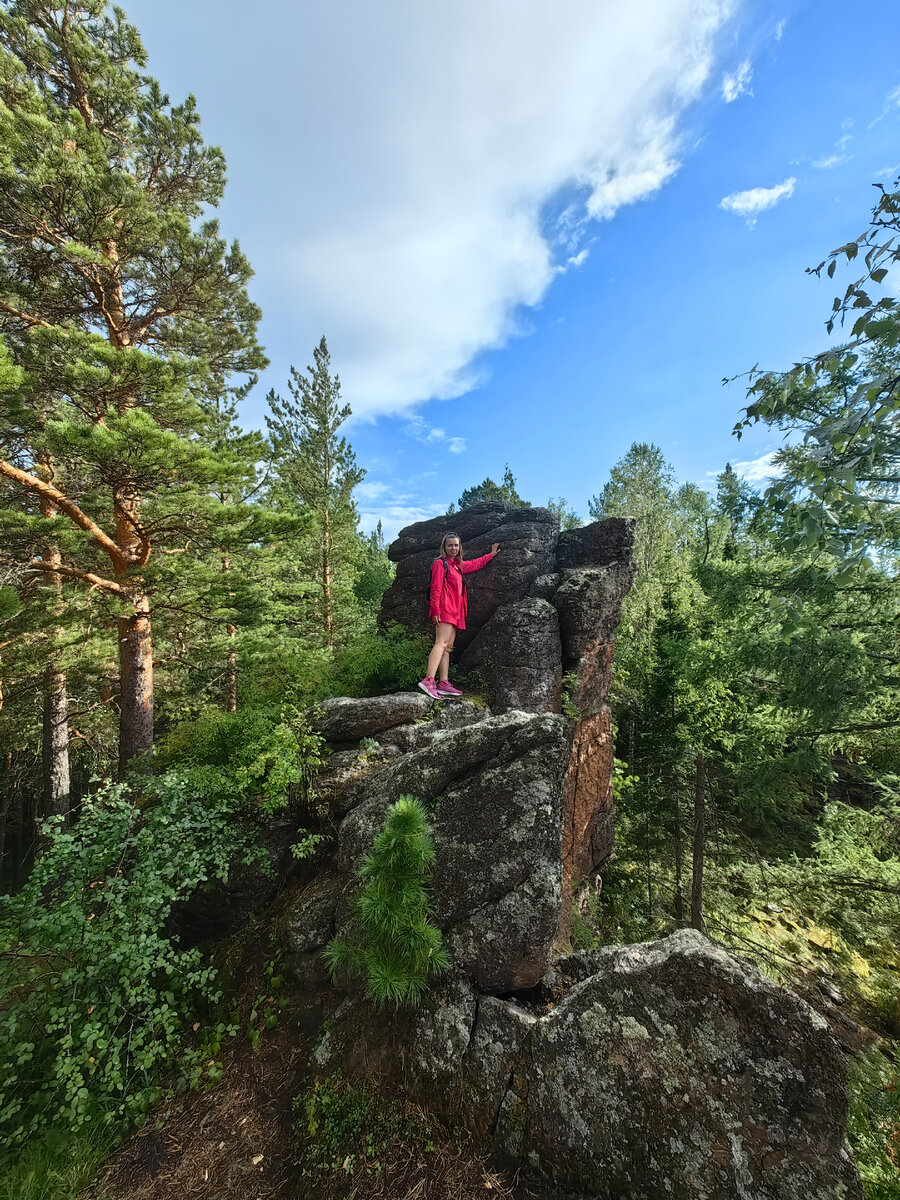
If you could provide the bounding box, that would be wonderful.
[418,531,500,700]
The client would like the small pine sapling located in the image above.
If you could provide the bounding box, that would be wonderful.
[325,796,449,1008]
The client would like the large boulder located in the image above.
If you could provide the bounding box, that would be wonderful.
[308,930,861,1199]
[497,931,862,1200]
[311,931,861,1200]
[337,711,571,991]
[379,503,560,652]
[555,515,635,571]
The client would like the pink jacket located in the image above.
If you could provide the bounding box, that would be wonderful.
[429,553,495,629]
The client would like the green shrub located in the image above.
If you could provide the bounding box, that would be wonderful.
[0,773,258,1145]
[0,1119,117,1200]
[295,1072,430,1179]
[324,796,449,1008]
[159,703,327,813]
[847,1045,900,1199]
[328,624,431,698]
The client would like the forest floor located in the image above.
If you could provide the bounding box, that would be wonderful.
[83,1008,522,1200]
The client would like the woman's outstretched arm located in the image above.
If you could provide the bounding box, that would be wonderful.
[460,543,500,574]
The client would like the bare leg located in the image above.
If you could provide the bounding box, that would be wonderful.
[427,623,455,679]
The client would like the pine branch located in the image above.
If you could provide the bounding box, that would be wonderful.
[26,560,124,595]
[0,299,66,333]
[0,459,123,568]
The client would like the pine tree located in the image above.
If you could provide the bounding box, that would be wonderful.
[325,796,449,1009]
[266,338,365,648]
[457,463,528,509]
[354,521,394,610]
[0,1,266,768]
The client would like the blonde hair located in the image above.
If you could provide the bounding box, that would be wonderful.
[439,531,464,562]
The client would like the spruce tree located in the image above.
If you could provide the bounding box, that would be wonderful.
[0,1,266,767]
[266,337,364,648]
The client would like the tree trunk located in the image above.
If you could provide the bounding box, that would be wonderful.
[114,484,154,772]
[225,628,237,713]
[117,594,153,771]
[42,664,70,822]
[690,755,706,932]
[222,553,237,713]
[322,506,334,648]
[673,783,684,926]
[0,753,11,888]
[39,488,71,823]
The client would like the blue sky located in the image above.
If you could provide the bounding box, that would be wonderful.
[126,0,900,539]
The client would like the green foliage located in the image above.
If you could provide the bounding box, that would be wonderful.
[325,796,449,1009]
[159,703,327,814]
[328,623,432,698]
[355,521,394,609]
[847,1046,900,1199]
[296,1072,432,1180]
[291,829,328,861]
[561,672,582,721]
[0,773,258,1144]
[0,1119,117,1200]
[736,174,900,569]
[266,337,366,647]
[547,496,582,529]
[457,463,528,510]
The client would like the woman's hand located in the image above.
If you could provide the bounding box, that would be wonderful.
[491,542,500,556]
[432,614,441,625]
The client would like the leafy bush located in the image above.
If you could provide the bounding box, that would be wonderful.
[328,624,431,698]
[325,796,449,1008]
[847,1045,900,1200]
[159,703,327,813]
[0,773,258,1145]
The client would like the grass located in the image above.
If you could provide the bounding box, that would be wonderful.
[1,1124,117,1200]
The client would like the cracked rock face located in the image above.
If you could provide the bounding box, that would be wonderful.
[337,711,571,992]
[306,930,861,1200]
[379,502,561,653]
[497,931,862,1200]
[460,597,562,713]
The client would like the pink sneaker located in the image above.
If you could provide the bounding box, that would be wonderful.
[436,680,463,699]
[418,676,441,700]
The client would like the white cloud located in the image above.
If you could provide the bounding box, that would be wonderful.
[358,502,448,543]
[719,177,796,225]
[731,451,780,484]
[355,480,392,502]
[721,59,753,103]
[869,85,900,128]
[404,416,467,453]
[774,19,785,40]
[812,154,846,169]
[241,0,736,417]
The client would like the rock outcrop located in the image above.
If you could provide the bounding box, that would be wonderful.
[379,504,636,909]
[379,503,560,653]
[278,506,861,1200]
[285,707,571,994]
[313,930,862,1200]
